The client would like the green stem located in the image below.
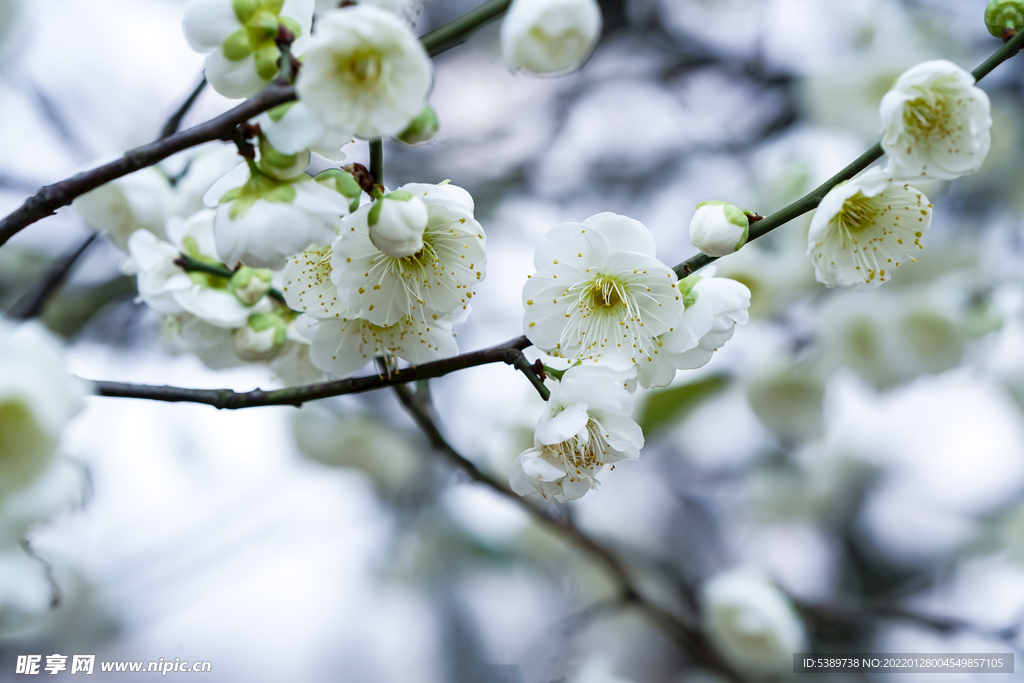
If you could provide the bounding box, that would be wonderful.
[419,0,512,56]
[369,139,384,187]
[513,354,550,400]
[176,253,286,303]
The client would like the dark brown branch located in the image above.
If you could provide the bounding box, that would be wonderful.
[160,77,207,140]
[89,336,532,409]
[0,81,297,248]
[7,233,98,320]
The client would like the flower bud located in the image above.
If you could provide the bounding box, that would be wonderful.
[395,105,439,146]
[986,0,1024,38]
[689,201,749,257]
[233,313,287,361]
[501,0,602,75]
[229,266,274,305]
[367,191,429,258]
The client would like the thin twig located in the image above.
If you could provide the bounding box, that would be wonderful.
[173,253,286,303]
[160,78,207,140]
[89,336,532,408]
[513,353,550,401]
[7,233,98,320]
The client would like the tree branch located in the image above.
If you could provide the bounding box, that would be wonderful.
[0,0,518,248]
[7,233,98,320]
[89,336,532,408]
[160,77,207,140]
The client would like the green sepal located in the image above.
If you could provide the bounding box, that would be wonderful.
[223,28,254,61]
[384,190,413,201]
[679,273,702,310]
[368,200,384,227]
[736,223,749,251]
[266,0,285,14]
[280,15,302,39]
[542,365,567,382]
[254,42,282,81]
[316,169,363,199]
[233,0,259,23]
[697,200,749,229]
[395,106,439,146]
[220,171,298,220]
[258,136,300,169]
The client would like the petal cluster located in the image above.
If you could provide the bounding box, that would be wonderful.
[501,0,602,75]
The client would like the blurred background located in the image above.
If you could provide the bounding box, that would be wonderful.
[2,0,1024,680]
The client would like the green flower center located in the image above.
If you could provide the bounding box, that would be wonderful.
[335,47,385,88]
[835,192,881,233]
[586,275,626,310]
[902,83,956,141]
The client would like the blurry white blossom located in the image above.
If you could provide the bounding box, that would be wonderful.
[182,0,314,98]
[331,182,484,326]
[172,144,247,217]
[0,546,55,637]
[510,364,642,503]
[689,201,749,257]
[808,167,932,290]
[501,0,601,75]
[523,212,683,369]
[296,6,431,139]
[203,162,348,269]
[700,567,807,675]
[254,101,352,160]
[0,320,89,494]
[880,60,992,181]
[124,209,274,328]
[233,311,288,361]
[0,456,87,547]
[72,166,175,251]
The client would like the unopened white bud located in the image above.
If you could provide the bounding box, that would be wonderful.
[230,266,273,305]
[689,201,749,257]
[367,191,428,258]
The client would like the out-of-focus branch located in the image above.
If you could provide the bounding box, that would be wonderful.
[799,600,1024,642]
[89,336,533,408]
[0,0,515,248]
[160,78,207,140]
[7,233,98,320]
[674,27,1024,279]
[388,378,745,680]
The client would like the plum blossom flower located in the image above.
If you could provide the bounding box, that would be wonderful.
[523,213,684,369]
[182,0,314,99]
[0,320,89,495]
[510,364,642,503]
[296,6,432,139]
[635,272,751,388]
[203,162,350,269]
[331,182,485,326]
[254,102,353,161]
[124,209,274,328]
[501,0,602,75]
[807,166,932,291]
[700,567,807,675]
[367,191,429,259]
[880,60,992,180]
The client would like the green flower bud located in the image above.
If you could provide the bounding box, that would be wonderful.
[395,106,439,146]
[986,0,1024,38]
[223,28,255,61]
[254,41,282,81]
[230,266,274,305]
[257,136,310,180]
[234,312,287,361]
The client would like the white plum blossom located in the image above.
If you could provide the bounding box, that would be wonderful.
[0,457,87,548]
[0,320,89,494]
[635,272,751,388]
[880,60,992,180]
[367,191,429,258]
[689,201,749,257]
[72,166,175,251]
[807,167,932,291]
[182,0,314,99]
[296,6,432,139]
[331,182,485,326]
[700,567,807,675]
[501,0,602,75]
[124,209,274,328]
[255,102,352,161]
[523,212,684,369]
[0,546,56,636]
[297,306,459,377]
[172,144,247,218]
[510,364,642,503]
[204,163,350,269]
